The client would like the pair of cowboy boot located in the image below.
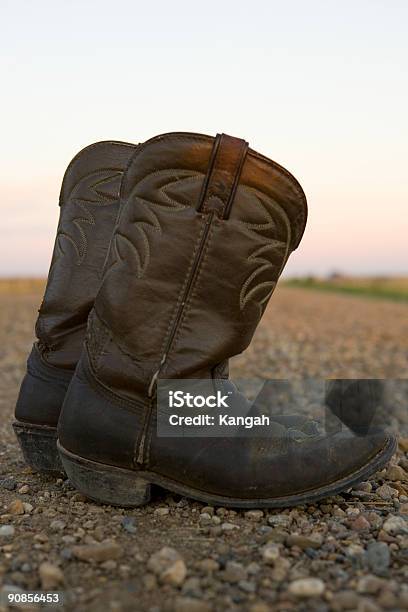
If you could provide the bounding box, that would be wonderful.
[14,132,395,508]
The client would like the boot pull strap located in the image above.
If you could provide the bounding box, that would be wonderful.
[197,133,248,219]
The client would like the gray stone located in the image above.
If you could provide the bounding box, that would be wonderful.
[238,579,256,593]
[383,515,408,535]
[60,548,73,560]
[221,522,239,531]
[0,478,17,491]
[376,484,398,500]
[50,519,66,532]
[0,525,15,538]
[267,514,290,528]
[366,541,390,575]
[199,512,212,525]
[221,561,247,583]
[121,516,137,534]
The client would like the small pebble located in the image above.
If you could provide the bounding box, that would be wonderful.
[39,562,64,589]
[197,558,219,573]
[173,597,211,612]
[238,579,256,593]
[160,559,187,586]
[0,478,16,491]
[154,507,170,516]
[121,517,137,534]
[221,522,239,531]
[147,546,186,586]
[357,575,384,594]
[0,525,15,538]
[8,499,24,515]
[221,561,247,583]
[366,542,390,575]
[50,520,66,532]
[386,465,408,482]
[267,514,289,527]
[288,577,325,598]
[72,541,121,562]
[262,544,280,564]
[245,510,264,521]
[286,533,322,549]
[377,483,398,500]
[350,515,371,531]
[383,514,408,535]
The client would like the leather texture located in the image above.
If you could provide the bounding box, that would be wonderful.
[15,141,136,428]
[58,131,393,502]
[15,344,72,426]
[36,140,136,369]
[86,132,307,403]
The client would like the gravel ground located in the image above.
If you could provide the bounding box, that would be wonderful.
[0,285,407,612]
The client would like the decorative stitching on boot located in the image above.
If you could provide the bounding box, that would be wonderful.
[52,169,124,268]
[235,187,292,312]
[105,171,203,279]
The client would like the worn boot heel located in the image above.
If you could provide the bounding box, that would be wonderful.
[13,421,63,475]
[57,443,151,507]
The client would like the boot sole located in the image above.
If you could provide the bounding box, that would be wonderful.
[13,421,64,475]
[57,435,396,508]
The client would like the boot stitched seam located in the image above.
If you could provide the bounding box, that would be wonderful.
[163,221,215,362]
[156,216,210,364]
[140,219,212,464]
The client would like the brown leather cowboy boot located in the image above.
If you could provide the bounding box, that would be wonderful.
[57,132,395,507]
[14,140,136,472]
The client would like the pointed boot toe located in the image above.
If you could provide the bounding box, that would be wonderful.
[57,131,395,506]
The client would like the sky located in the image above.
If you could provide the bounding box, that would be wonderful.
[1,0,407,277]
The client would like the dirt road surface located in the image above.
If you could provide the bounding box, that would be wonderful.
[1,285,407,611]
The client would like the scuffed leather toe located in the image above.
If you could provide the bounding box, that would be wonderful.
[149,425,394,501]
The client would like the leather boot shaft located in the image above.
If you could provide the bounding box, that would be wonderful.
[36,141,136,369]
[87,132,307,403]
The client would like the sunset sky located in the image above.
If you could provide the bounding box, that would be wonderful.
[1,0,407,277]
